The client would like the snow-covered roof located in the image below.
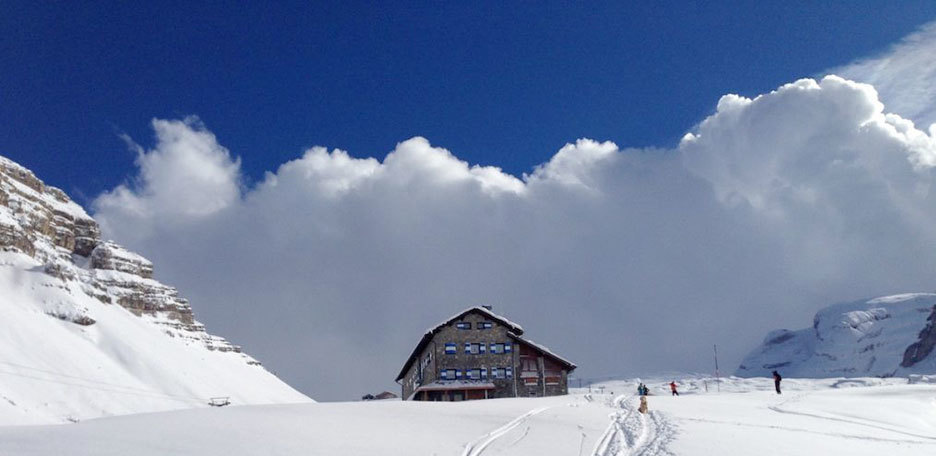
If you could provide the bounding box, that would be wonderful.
[426,306,524,335]
[507,332,577,371]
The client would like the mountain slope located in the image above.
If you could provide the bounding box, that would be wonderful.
[0,155,310,425]
[736,293,936,378]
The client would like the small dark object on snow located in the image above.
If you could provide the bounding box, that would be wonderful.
[669,381,679,396]
[772,370,782,395]
[208,397,231,407]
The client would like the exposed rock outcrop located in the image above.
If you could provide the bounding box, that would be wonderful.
[0,155,241,353]
[902,305,936,368]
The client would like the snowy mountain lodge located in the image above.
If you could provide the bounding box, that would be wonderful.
[395,306,576,401]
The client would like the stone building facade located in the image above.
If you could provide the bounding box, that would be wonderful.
[396,307,576,401]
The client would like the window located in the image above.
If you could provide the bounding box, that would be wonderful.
[465,368,487,380]
[490,342,511,354]
[520,357,538,378]
[417,353,431,385]
[440,369,458,380]
[444,343,457,354]
[478,321,493,330]
[455,322,471,330]
[464,343,486,354]
[491,367,512,379]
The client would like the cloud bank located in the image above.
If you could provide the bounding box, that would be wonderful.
[93,75,936,400]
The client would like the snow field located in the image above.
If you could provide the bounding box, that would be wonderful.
[0,377,933,455]
[592,376,936,455]
[0,394,616,456]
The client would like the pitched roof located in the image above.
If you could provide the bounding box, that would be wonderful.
[395,307,524,381]
[507,332,577,371]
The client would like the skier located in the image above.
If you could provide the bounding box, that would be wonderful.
[772,370,782,395]
[669,381,679,396]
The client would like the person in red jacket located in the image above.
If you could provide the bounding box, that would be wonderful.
[669,381,679,396]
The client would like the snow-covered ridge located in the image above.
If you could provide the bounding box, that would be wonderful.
[0,155,310,425]
[736,293,936,378]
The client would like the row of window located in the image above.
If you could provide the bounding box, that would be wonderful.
[444,342,513,355]
[455,321,494,330]
[439,367,513,380]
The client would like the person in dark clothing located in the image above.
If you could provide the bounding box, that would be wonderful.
[669,381,679,396]
[772,370,782,394]
[637,383,649,396]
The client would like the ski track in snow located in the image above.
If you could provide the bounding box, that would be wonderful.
[680,417,936,446]
[767,392,936,442]
[591,394,675,456]
[461,406,554,456]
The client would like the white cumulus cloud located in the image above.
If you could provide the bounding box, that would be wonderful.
[834,20,936,132]
[94,117,241,242]
[92,74,936,400]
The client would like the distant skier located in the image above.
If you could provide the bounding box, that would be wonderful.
[637,383,649,396]
[772,370,782,394]
[669,381,679,396]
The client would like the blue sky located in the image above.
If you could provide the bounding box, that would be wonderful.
[4,1,936,201]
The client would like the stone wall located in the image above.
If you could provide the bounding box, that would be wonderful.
[432,312,518,398]
[401,309,571,400]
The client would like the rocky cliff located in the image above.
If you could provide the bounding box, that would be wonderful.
[901,304,936,368]
[0,156,309,425]
[0,156,239,351]
[736,293,936,378]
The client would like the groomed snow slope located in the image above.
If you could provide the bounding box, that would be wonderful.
[1,377,933,455]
